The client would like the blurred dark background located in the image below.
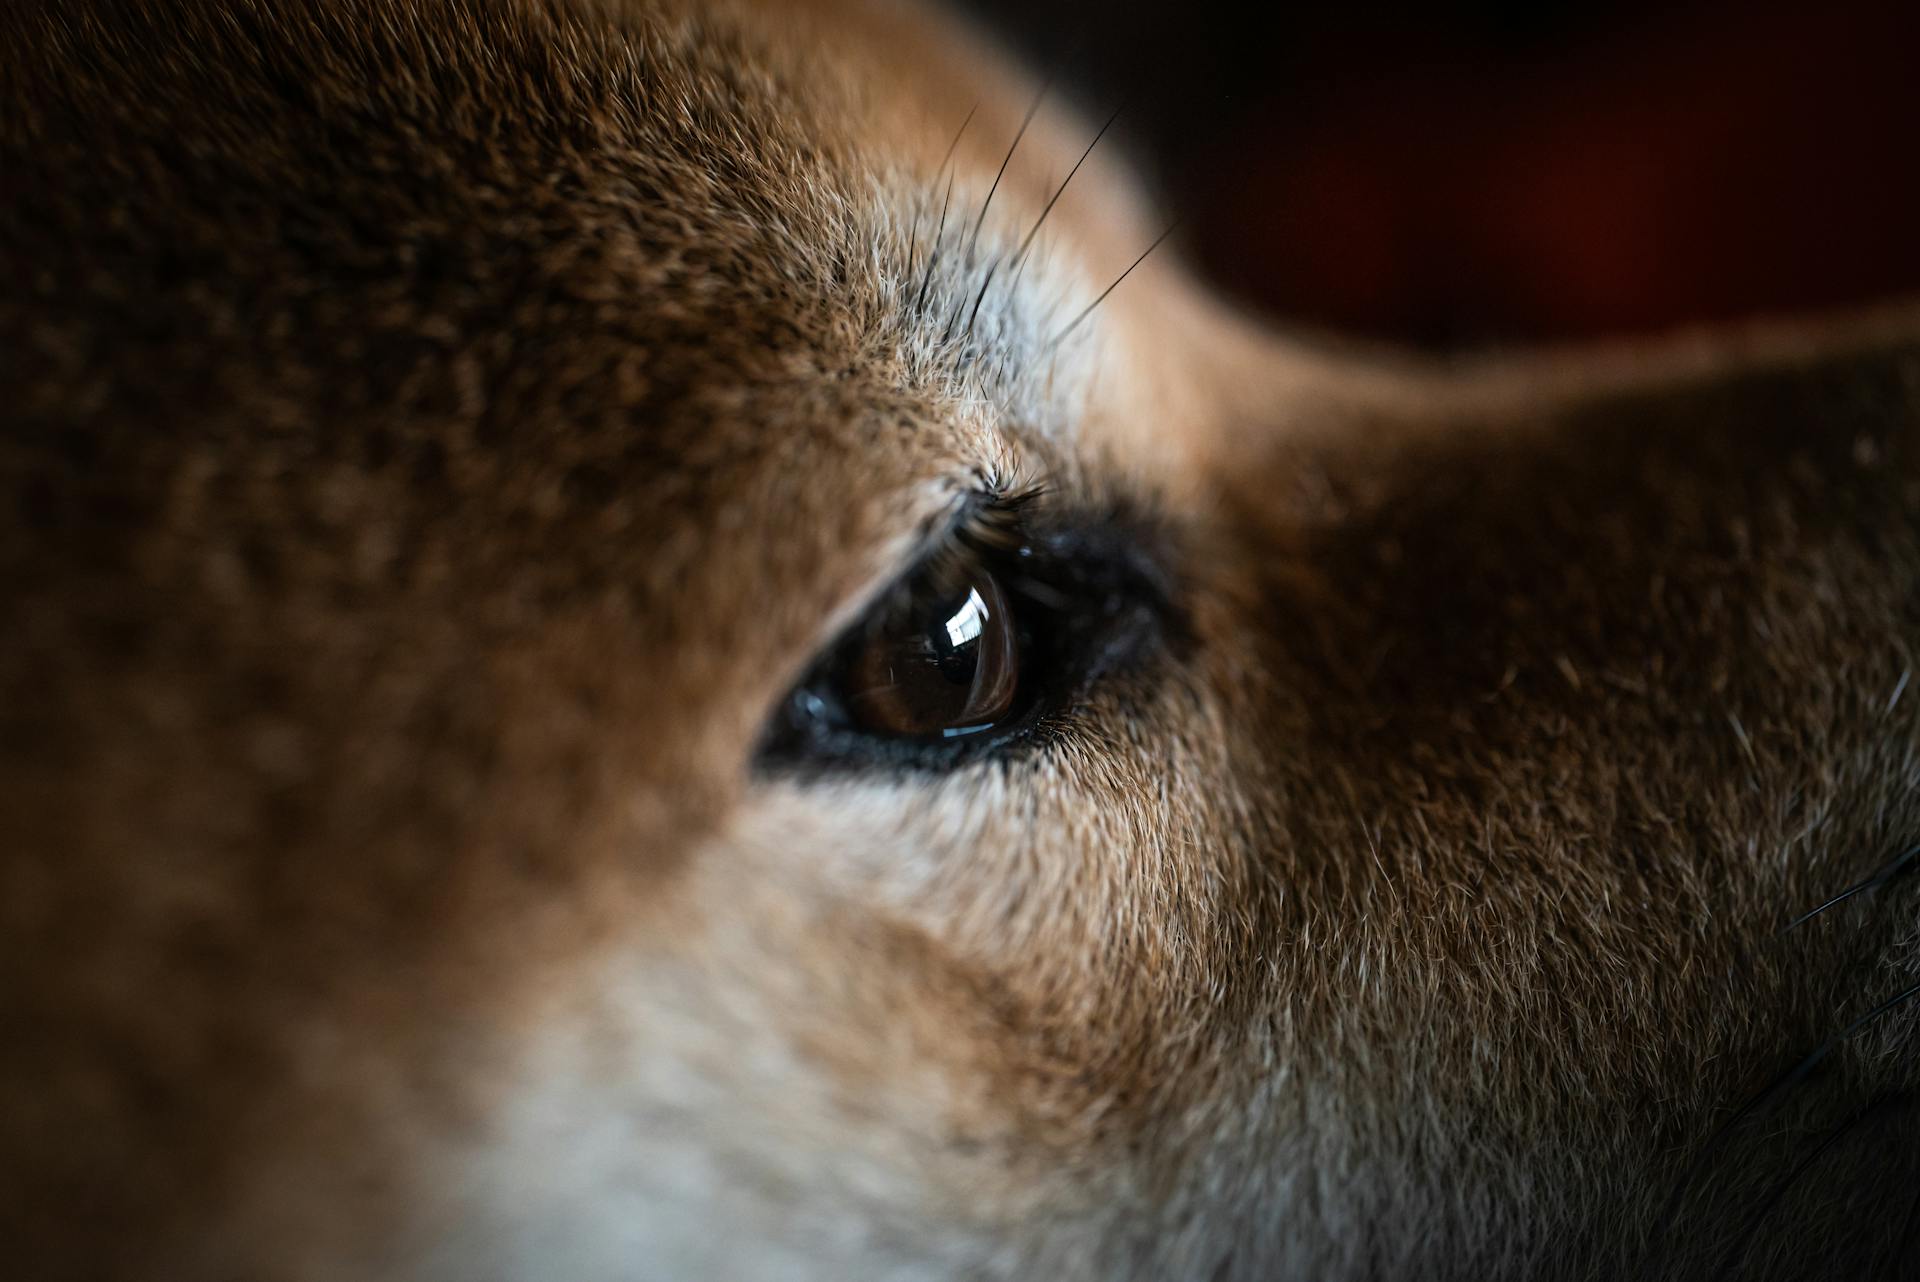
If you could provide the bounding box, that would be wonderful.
[955,0,1920,348]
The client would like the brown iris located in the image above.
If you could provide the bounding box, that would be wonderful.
[844,569,1020,737]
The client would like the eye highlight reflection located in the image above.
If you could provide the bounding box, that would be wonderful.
[846,574,1020,738]
[756,489,1177,774]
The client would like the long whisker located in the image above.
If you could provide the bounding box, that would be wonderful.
[1713,1092,1913,1280]
[966,80,1050,267]
[906,103,978,299]
[1651,978,1920,1264]
[1046,220,1178,350]
[963,253,1005,341]
[913,167,959,318]
[965,104,1128,344]
[1009,103,1123,281]
[1781,842,1920,933]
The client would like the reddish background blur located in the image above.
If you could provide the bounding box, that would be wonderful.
[958,0,1920,347]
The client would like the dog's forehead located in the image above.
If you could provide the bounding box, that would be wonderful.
[10,0,1095,726]
[1,0,1146,950]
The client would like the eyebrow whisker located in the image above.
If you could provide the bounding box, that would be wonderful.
[1047,220,1178,350]
[963,252,1005,341]
[914,166,960,318]
[1780,842,1920,933]
[1008,103,1123,287]
[906,102,979,303]
[966,79,1050,269]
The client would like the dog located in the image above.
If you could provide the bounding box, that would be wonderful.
[5,0,1919,1277]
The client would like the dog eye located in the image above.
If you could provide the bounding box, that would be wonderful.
[760,546,1039,769]
[757,495,1174,774]
[843,571,1020,738]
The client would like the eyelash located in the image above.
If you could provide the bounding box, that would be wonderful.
[754,489,1176,775]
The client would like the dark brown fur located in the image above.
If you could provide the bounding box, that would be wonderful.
[4,1,1920,1278]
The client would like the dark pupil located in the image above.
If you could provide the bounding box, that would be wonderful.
[846,573,1017,737]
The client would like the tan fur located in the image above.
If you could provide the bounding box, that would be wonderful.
[5,1,1920,1277]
